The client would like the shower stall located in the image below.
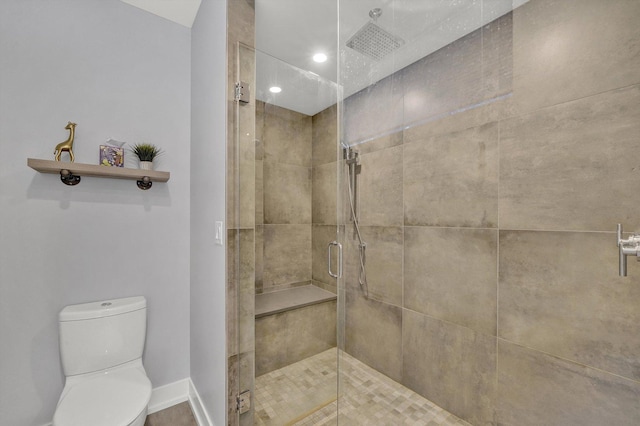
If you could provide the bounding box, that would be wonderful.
[228,0,640,424]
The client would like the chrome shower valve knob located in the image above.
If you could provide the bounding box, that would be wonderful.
[616,224,640,276]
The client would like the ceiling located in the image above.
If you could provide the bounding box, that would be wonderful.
[121,0,528,116]
[120,0,202,27]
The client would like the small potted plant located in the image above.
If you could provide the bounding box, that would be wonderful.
[130,143,162,170]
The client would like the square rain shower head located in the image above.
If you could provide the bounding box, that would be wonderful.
[346,21,405,61]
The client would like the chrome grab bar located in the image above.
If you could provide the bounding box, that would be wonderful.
[327,241,343,278]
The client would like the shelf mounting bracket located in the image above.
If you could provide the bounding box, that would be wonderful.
[60,169,81,186]
[136,176,153,190]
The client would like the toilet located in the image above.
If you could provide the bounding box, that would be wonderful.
[53,296,152,426]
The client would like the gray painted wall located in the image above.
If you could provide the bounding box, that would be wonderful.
[0,1,191,425]
[190,0,228,425]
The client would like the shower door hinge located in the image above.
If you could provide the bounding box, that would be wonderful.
[236,390,251,414]
[235,81,250,104]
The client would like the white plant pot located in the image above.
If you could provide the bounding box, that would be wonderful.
[139,161,153,170]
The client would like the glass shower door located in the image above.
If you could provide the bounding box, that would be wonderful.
[336,0,640,425]
[336,0,508,424]
[237,0,640,424]
[232,41,257,426]
[249,38,341,423]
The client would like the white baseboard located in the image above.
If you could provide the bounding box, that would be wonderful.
[149,377,216,426]
[148,378,190,414]
[41,377,214,426]
[188,378,216,426]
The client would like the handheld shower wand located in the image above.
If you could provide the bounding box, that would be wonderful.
[344,146,368,296]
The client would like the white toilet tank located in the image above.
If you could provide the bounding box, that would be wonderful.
[59,296,147,376]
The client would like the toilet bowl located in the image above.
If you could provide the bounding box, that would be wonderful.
[53,360,151,426]
[53,296,152,426]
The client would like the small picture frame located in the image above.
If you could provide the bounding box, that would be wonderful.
[100,145,124,167]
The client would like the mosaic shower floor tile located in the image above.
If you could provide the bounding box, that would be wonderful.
[254,348,471,426]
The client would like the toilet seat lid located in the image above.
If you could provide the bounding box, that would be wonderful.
[54,367,151,426]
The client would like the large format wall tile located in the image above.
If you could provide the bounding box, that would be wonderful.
[227,0,254,50]
[497,340,640,426]
[311,224,338,286]
[312,104,337,166]
[358,145,404,227]
[227,4,254,424]
[343,226,403,307]
[499,230,640,381]
[226,232,239,358]
[312,161,337,225]
[238,350,255,426]
[254,225,263,294]
[342,6,511,145]
[227,42,256,230]
[402,309,496,426]
[481,12,513,99]
[345,291,403,382]
[227,111,256,230]
[404,227,497,335]
[500,84,640,231]
[512,0,640,115]
[263,161,311,225]
[404,122,499,228]
[354,132,403,156]
[262,225,311,289]
[282,301,336,368]
[255,312,286,375]
[403,99,508,144]
[227,353,239,425]
[343,73,404,145]
[402,13,512,129]
[262,103,312,167]
[255,158,263,225]
[256,301,337,376]
[255,101,265,160]
[227,229,255,355]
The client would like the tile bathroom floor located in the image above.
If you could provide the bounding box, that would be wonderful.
[145,401,198,426]
[255,348,471,426]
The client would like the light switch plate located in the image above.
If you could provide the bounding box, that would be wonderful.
[215,221,224,245]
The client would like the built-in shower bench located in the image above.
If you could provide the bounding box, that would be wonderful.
[255,284,337,376]
[255,284,336,318]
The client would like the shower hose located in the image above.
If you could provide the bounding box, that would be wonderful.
[346,161,368,297]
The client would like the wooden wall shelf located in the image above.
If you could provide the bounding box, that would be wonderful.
[27,158,170,190]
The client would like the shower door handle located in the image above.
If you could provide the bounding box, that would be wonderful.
[327,241,343,279]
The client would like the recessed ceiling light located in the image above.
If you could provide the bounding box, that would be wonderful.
[313,53,328,63]
[269,86,282,93]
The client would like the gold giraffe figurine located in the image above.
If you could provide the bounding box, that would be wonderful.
[54,122,77,162]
